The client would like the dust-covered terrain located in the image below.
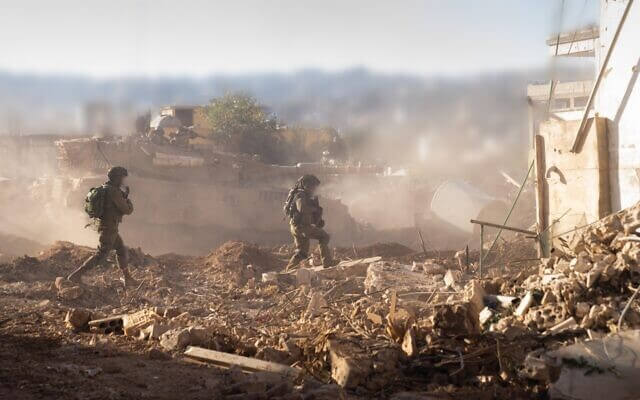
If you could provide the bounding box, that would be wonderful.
[2,198,640,399]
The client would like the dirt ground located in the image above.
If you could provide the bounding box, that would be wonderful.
[3,216,637,400]
[0,238,542,400]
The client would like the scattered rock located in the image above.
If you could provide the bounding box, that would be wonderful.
[64,308,92,331]
[159,328,192,351]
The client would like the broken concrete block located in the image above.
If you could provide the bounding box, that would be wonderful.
[541,274,565,285]
[401,327,418,357]
[364,262,434,294]
[187,326,211,346]
[587,264,604,288]
[296,268,313,286]
[479,307,494,326]
[570,252,592,273]
[525,304,569,331]
[492,295,518,308]
[548,330,640,400]
[159,328,192,351]
[316,258,377,280]
[123,309,163,337]
[305,292,328,318]
[139,323,171,341]
[58,285,84,301]
[515,291,534,317]
[327,339,372,389]
[88,315,124,335]
[64,308,92,332]
[443,269,458,288]
[430,303,477,336]
[463,280,486,325]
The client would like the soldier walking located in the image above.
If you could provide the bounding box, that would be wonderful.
[284,174,336,270]
[67,166,137,286]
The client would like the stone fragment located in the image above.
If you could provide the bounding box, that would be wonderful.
[479,307,494,326]
[64,308,92,331]
[139,323,171,340]
[525,304,569,330]
[515,291,534,317]
[367,311,383,325]
[401,326,417,357]
[443,269,458,288]
[159,328,192,351]
[187,326,212,346]
[58,286,84,301]
[306,292,328,318]
[542,274,565,285]
[327,339,372,389]
[463,280,486,324]
[123,309,163,337]
[575,302,590,319]
[430,303,477,336]
[587,264,604,288]
[296,268,313,286]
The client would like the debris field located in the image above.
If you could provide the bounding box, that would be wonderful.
[2,202,640,399]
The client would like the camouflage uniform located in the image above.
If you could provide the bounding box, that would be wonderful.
[286,189,333,270]
[68,168,135,284]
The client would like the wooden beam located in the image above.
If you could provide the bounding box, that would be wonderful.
[470,219,537,236]
[184,346,301,378]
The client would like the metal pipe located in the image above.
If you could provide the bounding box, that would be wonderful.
[479,224,484,278]
[470,219,537,236]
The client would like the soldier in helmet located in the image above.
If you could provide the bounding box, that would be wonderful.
[284,174,336,270]
[67,166,137,286]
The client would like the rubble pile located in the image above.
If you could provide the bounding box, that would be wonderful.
[3,203,640,398]
[490,202,640,337]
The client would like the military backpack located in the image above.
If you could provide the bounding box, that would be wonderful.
[84,185,108,218]
[283,188,303,223]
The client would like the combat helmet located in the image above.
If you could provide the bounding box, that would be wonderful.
[107,166,128,182]
[299,174,320,190]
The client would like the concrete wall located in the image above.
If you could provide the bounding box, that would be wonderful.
[539,117,609,243]
[596,0,640,210]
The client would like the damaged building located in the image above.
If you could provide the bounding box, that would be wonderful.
[529,1,640,253]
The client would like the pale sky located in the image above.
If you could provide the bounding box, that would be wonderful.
[0,0,598,77]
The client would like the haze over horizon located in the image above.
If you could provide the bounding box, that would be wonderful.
[1,0,598,78]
